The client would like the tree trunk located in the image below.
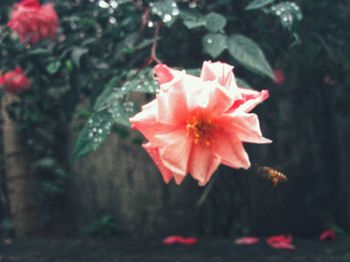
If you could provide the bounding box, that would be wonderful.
[1,93,39,236]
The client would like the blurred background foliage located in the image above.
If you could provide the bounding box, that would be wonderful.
[0,0,350,238]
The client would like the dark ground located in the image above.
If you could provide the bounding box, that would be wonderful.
[0,237,350,261]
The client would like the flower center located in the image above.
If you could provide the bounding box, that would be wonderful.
[186,114,216,146]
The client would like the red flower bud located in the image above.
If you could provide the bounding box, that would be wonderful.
[0,67,30,94]
[273,69,285,85]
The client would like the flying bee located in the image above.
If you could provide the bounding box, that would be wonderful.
[256,166,287,187]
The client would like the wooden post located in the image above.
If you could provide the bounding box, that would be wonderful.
[1,93,39,236]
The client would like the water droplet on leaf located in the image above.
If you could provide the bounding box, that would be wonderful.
[98,0,109,8]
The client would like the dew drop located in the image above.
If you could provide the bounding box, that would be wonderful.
[207,38,213,44]
[147,21,154,28]
[110,0,118,9]
[109,17,117,24]
[98,0,109,8]
[70,22,77,30]
[162,14,172,23]
[189,2,197,8]
[171,9,179,16]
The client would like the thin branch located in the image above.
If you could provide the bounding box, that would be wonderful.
[139,22,162,70]
[150,22,162,64]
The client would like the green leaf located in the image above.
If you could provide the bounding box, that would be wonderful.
[269,2,302,30]
[74,68,158,159]
[186,68,201,76]
[203,34,227,58]
[46,61,61,74]
[73,110,113,160]
[71,47,89,67]
[28,48,49,56]
[180,10,206,29]
[124,32,139,49]
[227,34,274,79]
[108,100,136,126]
[245,0,275,10]
[183,19,206,29]
[204,12,227,32]
[94,69,158,112]
[65,60,74,72]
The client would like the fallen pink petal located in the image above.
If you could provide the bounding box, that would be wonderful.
[178,237,199,245]
[268,241,295,250]
[320,229,336,241]
[266,234,295,250]
[266,234,293,245]
[162,235,183,245]
[234,237,260,245]
[162,236,198,245]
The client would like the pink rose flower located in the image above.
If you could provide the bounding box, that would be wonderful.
[0,67,30,94]
[130,61,271,186]
[7,0,59,44]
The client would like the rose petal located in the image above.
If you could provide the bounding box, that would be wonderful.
[156,129,192,176]
[178,237,198,245]
[231,89,269,113]
[143,143,174,184]
[154,64,174,84]
[268,241,295,250]
[218,113,272,144]
[320,229,335,241]
[189,144,221,186]
[234,237,260,245]
[266,234,293,245]
[162,236,183,245]
[266,234,294,250]
[200,61,239,98]
[211,136,250,170]
[162,236,198,245]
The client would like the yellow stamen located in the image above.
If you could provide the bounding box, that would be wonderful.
[186,114,216,146]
